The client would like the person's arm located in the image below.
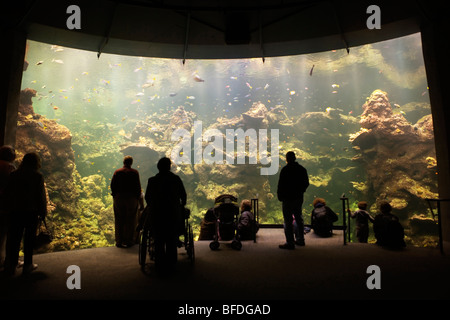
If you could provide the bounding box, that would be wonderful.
[144,178,152,205]
[110,171,117,196]
[179,177,187,206]
[277,167,286,201]
[366,211,375,223]
[302,167,310,192]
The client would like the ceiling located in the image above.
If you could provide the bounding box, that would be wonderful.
[2,0,438,59]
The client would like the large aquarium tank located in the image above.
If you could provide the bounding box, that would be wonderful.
[16,32,438,251]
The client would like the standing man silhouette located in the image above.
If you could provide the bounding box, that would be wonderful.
[111,155,142,248]
[277,151,309,249]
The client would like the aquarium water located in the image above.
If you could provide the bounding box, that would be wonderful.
[16,32,439,250]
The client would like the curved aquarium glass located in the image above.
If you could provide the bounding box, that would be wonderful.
[16,32,438,251]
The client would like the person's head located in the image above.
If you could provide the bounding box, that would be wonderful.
[240,199,252,212]
[313,197,326,207]
[379,201,392,214]
[0,145,16,162]
[358,201,368,210]
[19,152,41,171]
[286,151,296,164]
[157,157,171,172]
[123,155,133,167]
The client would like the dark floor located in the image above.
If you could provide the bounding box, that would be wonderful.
[1,228,449,308]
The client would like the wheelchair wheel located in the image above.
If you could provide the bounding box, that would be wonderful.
[149,234,155,261]
[139,229,148,268]
[209,241,220,250]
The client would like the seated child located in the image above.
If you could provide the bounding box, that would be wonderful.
[373,201,406,248]
[237,199,258,240]
[198,208,217,240]
[311,198,338,237]
[349,201,374,243]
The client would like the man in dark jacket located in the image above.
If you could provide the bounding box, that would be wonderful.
[277,151,309,249]
[111,156,142,248]
[145,157,187,272]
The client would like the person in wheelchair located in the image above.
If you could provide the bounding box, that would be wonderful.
[144,157,187,273]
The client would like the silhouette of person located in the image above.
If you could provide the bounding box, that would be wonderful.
[311,198,338,237]
[373,201,406,248]
[277,151,309,249]
[4,152,47,275]
[111,155,142,248]
[237,199,258,240]
[145,157,186,273]
[348,201,374,243]
[0,146,16,269]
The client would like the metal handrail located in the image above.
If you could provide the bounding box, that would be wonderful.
[425,198,450,254]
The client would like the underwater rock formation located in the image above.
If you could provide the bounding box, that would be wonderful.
[15,88,116,252]
[242,102,269,128]
[349,90,438,229]
[16,88,77,218]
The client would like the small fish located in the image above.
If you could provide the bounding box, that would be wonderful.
[332,91,338,94]
[82,71,89,75]
[134,67,143,72]
[51,45,64,52]
[289,91,296,96]
[332,84,340,88]
[36,61,44,65]
[30,80,37,84]
[136,92,145,97]
[264,83,270,90]
[309,64,315,76]
[51,58,64,64]
[393,103,401,108]
[53,106,59,110]
[131,99,140,104]
[142,78,155,88]
[169,92,177,97]
[193,74,205,82]
[230,76,238,80]
[101,79,110,85]
[186,96,196,100]
[246,82,253,90]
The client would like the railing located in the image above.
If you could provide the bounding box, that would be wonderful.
[425,198,450,254]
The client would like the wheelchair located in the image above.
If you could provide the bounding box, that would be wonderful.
[209,194,242,251]
[138,206,195,269]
